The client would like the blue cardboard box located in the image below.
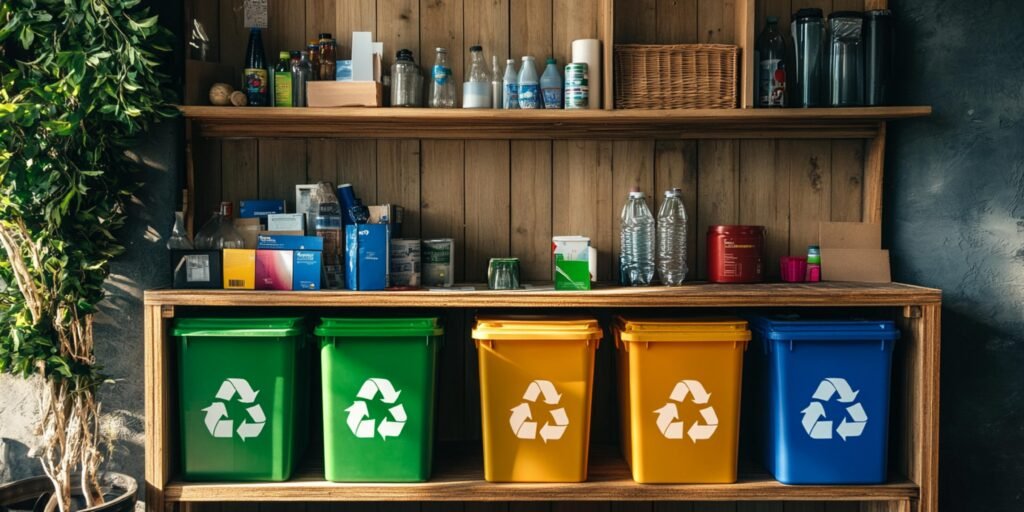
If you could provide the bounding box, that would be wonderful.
[239,199,286,222]
[257,234,324,251]
[293,250,322,290]
[345,224,389,291]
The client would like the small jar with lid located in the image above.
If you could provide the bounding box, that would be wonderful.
[319,33,337,81]
[391,49,422,107]
[706,225,767,283]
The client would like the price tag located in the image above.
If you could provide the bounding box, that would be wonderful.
[243,0,268,28]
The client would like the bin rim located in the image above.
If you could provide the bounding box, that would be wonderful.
[749,316,900,341]
[315,317,443,338]
[614,316,751,342]
[471,315,602,341]
[173,317,305,337]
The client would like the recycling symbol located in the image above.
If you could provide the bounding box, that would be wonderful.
[653,380,719,443]
[801,377,868,441]
[509,380,569,443]
[201,378,266,441]
[344,378,407,440]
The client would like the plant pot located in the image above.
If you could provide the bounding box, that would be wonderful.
[0,472,137,512]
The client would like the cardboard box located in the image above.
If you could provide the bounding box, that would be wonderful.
[818,222,891,283]
[352,32,374,81]
[306,81,383,107]
[553,236,591,291]
[346,224,390,291]
[256,234,324,251]
[267,213,306,232]
[233,218,262,249]
[239,199,285,221]
[170,250,222,289]
[296,184,318,235]
[368,204,404,238]
[293,250,322,290]
[256,250,293,291]
[223,249,256,290]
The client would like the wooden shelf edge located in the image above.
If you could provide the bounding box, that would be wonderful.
[144,282,942,309]
[179,106,932,140]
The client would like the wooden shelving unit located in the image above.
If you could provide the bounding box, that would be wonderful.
[162,449,919,503]
[160,1,940,512]
[180,106,931,140]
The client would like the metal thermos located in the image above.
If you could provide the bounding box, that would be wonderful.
[864,10,894,106]
[829,11,865,107]
[792,8,826,107]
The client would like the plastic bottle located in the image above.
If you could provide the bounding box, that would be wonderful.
[657,188,689,286]
[167,211,194,250]
[463,45,492,108]
[195,202,245,250]
[540,57,563,109]
[757,16,788,107]
[491,55,502,109]
[242,28,268,106]
[429,48,456,108]
[517,56,540,109]
[291,51,312,107]
[273,51,293,107]
[620,188,656,286]
[502,59,519,109]
[444,68,458,107]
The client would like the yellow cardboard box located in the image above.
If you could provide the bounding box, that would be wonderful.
[222,249,256,290]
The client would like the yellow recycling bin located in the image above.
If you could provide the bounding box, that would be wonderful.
[614,317,750,484]
[472,316,602,482]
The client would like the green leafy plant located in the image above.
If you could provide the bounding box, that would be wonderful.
[0,1,175,509]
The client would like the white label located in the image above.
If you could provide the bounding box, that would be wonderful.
[243,0,268,29]
[185,254,210,282]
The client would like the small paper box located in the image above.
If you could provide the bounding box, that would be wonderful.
[306,81,383,107]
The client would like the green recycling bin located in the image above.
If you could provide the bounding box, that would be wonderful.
[175,318,306,481]
[317,318,442,482]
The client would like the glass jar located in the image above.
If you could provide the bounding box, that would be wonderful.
[391,49,421,107]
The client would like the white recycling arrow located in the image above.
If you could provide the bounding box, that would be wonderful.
[510,380,568,442]
[655,379,719,442]
[203,378,265,440]
[802,377,868,441]
[357,378,402,404]
[347,378,407,440]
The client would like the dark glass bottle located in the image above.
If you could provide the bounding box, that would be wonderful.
[243,28,268,106]
[756,17,788,107]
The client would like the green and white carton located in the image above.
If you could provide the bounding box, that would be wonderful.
[553,236,591,290]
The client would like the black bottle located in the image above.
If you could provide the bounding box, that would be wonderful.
[757,17,788,107]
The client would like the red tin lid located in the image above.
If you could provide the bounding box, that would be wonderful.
[707,225,766,235]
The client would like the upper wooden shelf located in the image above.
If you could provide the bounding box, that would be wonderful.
[146,282,941,310]
[180,106,932,140]
[163,450,918,503]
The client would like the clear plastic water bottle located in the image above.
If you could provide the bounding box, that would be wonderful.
[517,56,540,109]
[429,47,456,108]
[503,59,519,109]
[657,188,689,286]
[540,57,563,109]
[620,188,656,286]
[463,45,491,108]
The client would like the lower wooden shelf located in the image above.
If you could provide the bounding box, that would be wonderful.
[162,450,918,503]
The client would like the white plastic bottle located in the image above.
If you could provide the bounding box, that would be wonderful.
[540,57,563,109]
[463,45,491,108]
[502,59,519,109]
[517,56,540,109]
[620,188,656,286]
[657,188,689,285]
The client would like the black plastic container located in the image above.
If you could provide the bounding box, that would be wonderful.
[864,10,895,106]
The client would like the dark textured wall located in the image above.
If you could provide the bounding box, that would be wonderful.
[887,1,1024,510]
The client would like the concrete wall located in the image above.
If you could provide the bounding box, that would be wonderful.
[887,1,1024,510]
[1,0,1023,510]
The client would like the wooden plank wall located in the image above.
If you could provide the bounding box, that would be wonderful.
[186,2,874,512]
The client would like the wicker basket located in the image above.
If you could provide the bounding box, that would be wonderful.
[614,44,739,109]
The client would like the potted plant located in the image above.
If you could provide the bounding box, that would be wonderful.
[0,1,174,510]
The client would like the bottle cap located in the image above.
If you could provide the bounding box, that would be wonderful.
[793,8,824,21]
[507,58,515,64]
[397,49,414,60]
[308,39,318,46]
[318,33,332,40]
[767,15,779,23]
[470,45,483,52]
[829,10,863,20]
[546,57,556,65]
[279,51,290,59]
[664,188,682,197]
[290,50,301,57]
[522,56,534,61]
[436,47,448,53]
[629,186,644,199]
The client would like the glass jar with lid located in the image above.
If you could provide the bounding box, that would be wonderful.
[391,49,422,107]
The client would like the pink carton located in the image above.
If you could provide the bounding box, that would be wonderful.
[256,250,293,290]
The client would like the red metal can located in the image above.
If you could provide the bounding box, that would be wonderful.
[707,225,766,283]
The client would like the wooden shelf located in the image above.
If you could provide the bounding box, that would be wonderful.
[145,282,940,310]
[163,450,919,503]
[180,106,932,140]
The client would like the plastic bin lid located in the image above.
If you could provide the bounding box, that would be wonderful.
[471,316,603,341]
[615,316,751,343]
[750,315,900,341]
[173,317,304,337]
[315,317,443,338]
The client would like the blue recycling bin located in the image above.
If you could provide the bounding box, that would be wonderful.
[749,316,899,484]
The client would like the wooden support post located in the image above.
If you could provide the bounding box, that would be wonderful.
[145,305,171,512]
[735,0,756,108]
[600,0,615,110]
[863,122,887,223]
[184,119,196,237]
